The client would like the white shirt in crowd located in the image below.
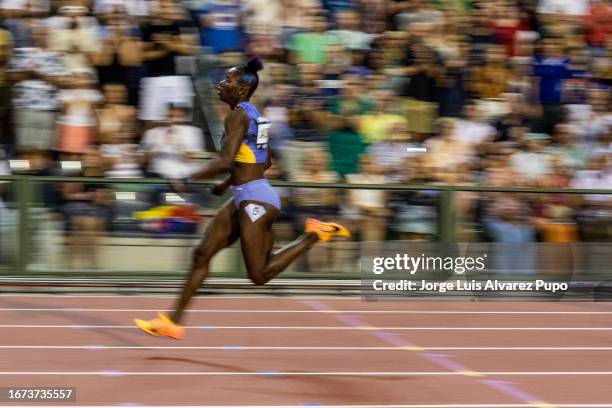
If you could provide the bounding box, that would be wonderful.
[510,151,552,181]
[94,0,150,16]
[537,0,589,15]
[566,104,612,143]
[241,0,282,34]
[571,169,612,203]
[345,173,387,210]
[100,144,144,179]
[452,119,495,146]
[570,170,612,203]
[0,0,49,11]
[57,88,104,126]
[142,125,204,179]
[8,47,66,111]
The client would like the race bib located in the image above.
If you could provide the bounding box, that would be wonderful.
[255,117,270,150]
[244,203,266,222]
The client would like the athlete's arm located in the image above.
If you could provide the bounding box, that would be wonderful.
[210,177,231,195]
[189,109,249,181]
[264,146,272,170]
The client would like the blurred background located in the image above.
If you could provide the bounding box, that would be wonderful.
[0,0,610,278]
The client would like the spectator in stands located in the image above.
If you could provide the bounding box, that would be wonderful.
[510,132,554,185]
[291,148,339,270]
[327,10,371,51]
[387,155,438,240]
[278,0,320,47]
[56,69,103,154]
[571,153,612,241]
[583,0,612,52]
[263,83,293,155]
[494,93,533,142]
[289,63,326,142]
[60,147,113,269]
[392,0,443,32]
[7,23,65,152]
[365,117,417,182]
[490,1,527,57]
[358,0,386,34]
[100,118,144,178]
[92,9,143,106]
[141,103,204,179]
[0,0,49,19]
[0,23,11,148]
[345,154,389,241]
[325,73,371,177]
[402,36,442,135]
[96,83,135,144]
[424,118,470,183]
[546,123,592,171]
[470,44,515,99]
[287,11,336,65]
[436,33,469,118]
[569,86,612,143]
[242,0,282,58]
[139,0,196,123]
[49,5,99,74]
[452,101,496,151]
[93,0,150,21]
[192,0,244,55]
[483,141,537,247]
[0,0,41,49]
[532,36,573,134]
[283,63,326,179]
[358,89,406,144]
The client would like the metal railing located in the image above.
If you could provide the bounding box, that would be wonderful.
[1,175,611,278]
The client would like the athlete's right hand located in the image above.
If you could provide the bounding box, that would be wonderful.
[209,181,229,196]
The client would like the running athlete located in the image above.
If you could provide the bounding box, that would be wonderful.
[134,57,349,339]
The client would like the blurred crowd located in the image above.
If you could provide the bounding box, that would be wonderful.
[0,0,611,256]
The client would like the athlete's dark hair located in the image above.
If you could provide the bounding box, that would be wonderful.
[239,56,264,98]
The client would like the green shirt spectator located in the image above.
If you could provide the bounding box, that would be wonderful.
[326,94,373,176]
[287,13,337,65]
[287,31,337,65]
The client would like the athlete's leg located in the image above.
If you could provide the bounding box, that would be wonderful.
[238,201,318,286]
[170,198,240,323]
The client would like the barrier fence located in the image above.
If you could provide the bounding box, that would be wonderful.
[0,176,611,281]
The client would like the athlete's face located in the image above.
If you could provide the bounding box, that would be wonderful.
[216,68,248,105]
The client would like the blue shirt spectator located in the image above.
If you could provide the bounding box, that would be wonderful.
[532,39,573,105]
[532,56,572,104]
[193,0,244,54]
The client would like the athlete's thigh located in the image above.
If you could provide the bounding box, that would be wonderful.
[238,200,278,275]
[196,198,241,257]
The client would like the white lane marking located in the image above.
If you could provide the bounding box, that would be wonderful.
[1,308,611,314]
[0,325,611,330]
[1,371,612,376]
[0,294,361,299]
[1,346,612,351]
[6,405,612,408]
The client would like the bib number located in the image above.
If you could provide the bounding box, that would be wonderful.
[256,117,270,150]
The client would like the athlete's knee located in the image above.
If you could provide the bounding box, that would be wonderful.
[192,246,212,267]
[247,266,269,286]
[249,274,269,286]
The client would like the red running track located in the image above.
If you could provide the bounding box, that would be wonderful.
[0,294,612,407]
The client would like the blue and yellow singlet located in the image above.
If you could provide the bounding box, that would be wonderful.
[233,102,270,164]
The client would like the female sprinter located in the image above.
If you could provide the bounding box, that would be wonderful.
[134,57,349,339]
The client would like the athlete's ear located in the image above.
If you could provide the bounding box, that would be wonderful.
[238,83,250,97]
